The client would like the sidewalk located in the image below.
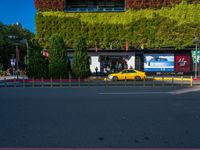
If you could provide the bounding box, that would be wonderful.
[0,75,28,81]
[0,76,200,87]
[1,75,200,83]
[193,78,200,81]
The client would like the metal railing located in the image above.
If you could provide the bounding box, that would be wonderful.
[0,76,195,88]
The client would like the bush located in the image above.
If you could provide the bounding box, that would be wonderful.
[27,39,47,78]
[72,36,91,78]
[0,70,4,76]
[48,33,68,78]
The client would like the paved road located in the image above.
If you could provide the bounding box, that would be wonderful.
[0,87,200,148]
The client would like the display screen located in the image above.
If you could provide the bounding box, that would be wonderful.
[144,54,174,72]
[65,0,125,12]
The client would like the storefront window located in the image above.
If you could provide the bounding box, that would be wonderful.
[100,56,127,73]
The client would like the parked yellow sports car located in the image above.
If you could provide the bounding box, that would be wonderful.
[107,69,146,81]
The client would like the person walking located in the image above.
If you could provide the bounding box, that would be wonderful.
[95,66,98,76]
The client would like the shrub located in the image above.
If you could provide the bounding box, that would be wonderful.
[72,36,91,78]
[48,33,68,78]
[27,39,46,78]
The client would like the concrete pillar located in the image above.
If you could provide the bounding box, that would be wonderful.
[90,56,100,73]
[127,55,135,69]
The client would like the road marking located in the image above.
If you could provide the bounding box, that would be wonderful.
[99,92,170,95]
[169,86,200,95]
[100,87,200,95]
[0,148,199,150]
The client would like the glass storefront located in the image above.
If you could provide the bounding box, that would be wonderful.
[99,55,128,73]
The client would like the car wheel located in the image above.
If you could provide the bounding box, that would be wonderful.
[113,76,118,81]
[135,76,141,81]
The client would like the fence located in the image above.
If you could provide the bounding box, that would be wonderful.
[0,76,194,88]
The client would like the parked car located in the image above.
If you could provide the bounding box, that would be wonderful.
[107,69,146,81]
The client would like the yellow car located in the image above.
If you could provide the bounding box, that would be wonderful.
[107,69,146,81]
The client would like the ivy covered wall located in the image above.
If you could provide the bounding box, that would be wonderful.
[34,0,64,11]
[35,1,200,49]
[34,0,199,11]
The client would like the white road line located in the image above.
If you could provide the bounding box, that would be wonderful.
[100,87,200,95]
[99,92,170,95]
[169,86,200,95]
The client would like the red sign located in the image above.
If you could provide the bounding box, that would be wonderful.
[175,54,191,73]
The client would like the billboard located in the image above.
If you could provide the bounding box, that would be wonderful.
[144,54,174,72]
[175,54,191,73]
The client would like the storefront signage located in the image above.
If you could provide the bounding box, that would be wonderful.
[175,54,190,73]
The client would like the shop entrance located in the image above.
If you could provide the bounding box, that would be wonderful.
[135,53,144,71]
[100,55,128,73]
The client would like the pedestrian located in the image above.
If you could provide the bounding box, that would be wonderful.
[95,66,98,76]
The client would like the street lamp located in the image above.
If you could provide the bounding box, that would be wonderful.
[20,38,29,65]
[43,49,49,77]
[192,38,200,79]
[8,35,20,79]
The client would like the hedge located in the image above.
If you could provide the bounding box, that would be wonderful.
[36,1,200,49]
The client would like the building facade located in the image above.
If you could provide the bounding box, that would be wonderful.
[34,0,200,74]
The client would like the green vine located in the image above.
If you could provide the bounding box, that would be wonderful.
[36,2,200,49]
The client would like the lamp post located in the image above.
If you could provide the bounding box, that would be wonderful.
[10,54,15,75]
[193,38,200,79]
[43,49,49,77]
[15,44,20,79]
[20,38,29,65]
[8,35,20,79]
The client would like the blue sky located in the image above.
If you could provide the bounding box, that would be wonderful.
[0,0,36,33]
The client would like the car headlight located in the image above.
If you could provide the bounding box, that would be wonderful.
[108,75,113,80]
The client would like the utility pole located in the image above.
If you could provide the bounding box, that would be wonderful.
[193,38,200,79]
[16,45,20,79]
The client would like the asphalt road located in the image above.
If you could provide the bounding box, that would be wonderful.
[0,86,200,148]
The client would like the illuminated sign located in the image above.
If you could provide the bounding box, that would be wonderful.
[175,54,191,73]
[144,54,174,72]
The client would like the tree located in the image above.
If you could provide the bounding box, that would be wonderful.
[27,39,46,78]
[72,36,91,78]
[48,33,68,78]
[0,22,34,70]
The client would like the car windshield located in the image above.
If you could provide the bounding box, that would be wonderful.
[127,70,136,73]
[121,70,127,74]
